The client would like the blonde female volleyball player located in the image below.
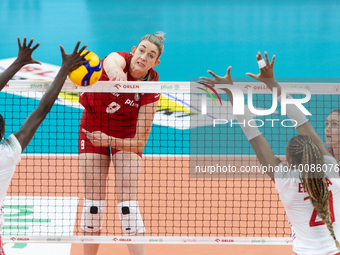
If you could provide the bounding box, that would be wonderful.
[0,39,89,254]
[79,32,164,255]
[199,53,340,255]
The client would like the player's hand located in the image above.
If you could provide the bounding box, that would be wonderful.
[199,66,233,86]
[246,51,276,85]
[60,41,90,72]
[15,37,41,66]
[82,129,114,147]
[109,68,127,81]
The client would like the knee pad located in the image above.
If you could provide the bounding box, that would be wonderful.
[81,199,106,233]
[118,200,145,235]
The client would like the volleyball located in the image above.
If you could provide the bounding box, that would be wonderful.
[68,51,102,86]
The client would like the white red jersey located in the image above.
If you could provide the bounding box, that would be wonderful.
[275,155,340,255]
[0,134,21,231]
[79,52,160,136]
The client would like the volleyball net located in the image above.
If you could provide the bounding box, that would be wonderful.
[0,80,339,244]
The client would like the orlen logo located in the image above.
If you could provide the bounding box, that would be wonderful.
[123,85,139,89]
[18,238,29,241]
[334,86,340,92]
[5,84,9,87]
[81,238,94,242]
[118,238,132,242]
[215,238,234,243]
[221,239,234,243]
[182,238,196,243]
[114,84,140,89]
[244,85,270,90]
[112,238,132,242]
[11,237,29,241]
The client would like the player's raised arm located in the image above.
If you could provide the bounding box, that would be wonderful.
[14,41,89,151]
[247,52,330,157]
[103,52,127,81]
[199,67,281,181]
[0,37,41,92]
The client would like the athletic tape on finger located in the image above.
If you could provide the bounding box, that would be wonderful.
[257,59,266,69]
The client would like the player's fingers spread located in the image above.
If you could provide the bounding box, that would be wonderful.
[23,37,27,47]
[78,59,89,66]
[207,70,218,78]
[246,72,257,79]
[59,45,67,57]
[73,60,88,70]
[79,45,88,55]
[257,52,263,61]
[32,43,40,51]
[271,55,276,68]
[226,66,232,77]
[73,41,81,54]
[27,38,33,48]
[17,37,22,49]
[265,52,270,65]
[198,78,212,83]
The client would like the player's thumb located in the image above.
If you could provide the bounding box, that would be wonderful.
[246,73,257,79]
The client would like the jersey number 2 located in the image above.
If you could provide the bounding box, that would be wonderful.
[309,191,335,227]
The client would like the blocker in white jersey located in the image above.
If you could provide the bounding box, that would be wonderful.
[0,39,89,254]
[0,135,22,231]
[275,156,340,255]
[200,51,340,255]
